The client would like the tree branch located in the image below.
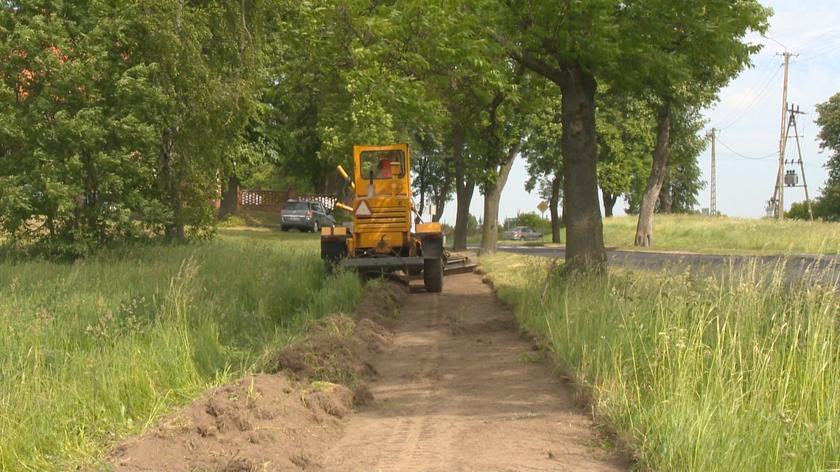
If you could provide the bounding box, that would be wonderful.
[489,31,565,86]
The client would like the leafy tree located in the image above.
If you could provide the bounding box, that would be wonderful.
[412,134,454,222]
[624,0,769,247]
[596,92,654,217]
[261,1,452,195]
[810,92,840,220]
[480,0,624,270]
[0,0,266,253]
[659,109,707,213]
[523,86,563,243]
[0,1,158,253]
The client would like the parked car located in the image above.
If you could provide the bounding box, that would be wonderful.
[503,226,543,241]
[281,200,335,232]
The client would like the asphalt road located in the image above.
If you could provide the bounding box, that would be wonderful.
[473,244,840,288]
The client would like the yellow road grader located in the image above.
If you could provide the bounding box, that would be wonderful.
[320,144,471,292]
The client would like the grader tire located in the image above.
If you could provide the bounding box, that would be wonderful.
[423,257,444,293]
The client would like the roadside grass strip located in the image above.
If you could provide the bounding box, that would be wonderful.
[0,230,361,470]
[482,253,840,471]
[602,215,840,255]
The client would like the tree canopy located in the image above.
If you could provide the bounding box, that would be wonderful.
[0,0,770,260]
[789,92,840,221]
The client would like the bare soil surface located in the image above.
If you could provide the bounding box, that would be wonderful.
[315,273,628,471]
[107,284,408,472]
[106,275,628,471]
[108,373,351,471]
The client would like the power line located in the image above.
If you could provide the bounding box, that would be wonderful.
[792,27,840,52]
[798,43,840,64]
[716,138,778,160]
[718,65,783,130]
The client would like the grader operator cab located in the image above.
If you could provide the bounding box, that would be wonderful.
[320,144,457,292]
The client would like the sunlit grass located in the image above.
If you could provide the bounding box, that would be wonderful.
[0,229,360,470]
[482,253,840,471]
[469,214,840,254]
[602,214,840,254]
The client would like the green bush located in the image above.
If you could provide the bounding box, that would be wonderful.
[503,212,552,235]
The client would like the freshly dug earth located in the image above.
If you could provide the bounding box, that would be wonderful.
[108,374,349,471]
[106,275,626,471]
[106,283,406,472]
[315,273,629,471]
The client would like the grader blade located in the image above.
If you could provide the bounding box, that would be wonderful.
[444,255,477,275]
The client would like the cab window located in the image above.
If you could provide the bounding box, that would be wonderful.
[360,150,405,180]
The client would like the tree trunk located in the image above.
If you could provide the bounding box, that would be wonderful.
[218,174,239,219]
[602,189,618,218]
[659,172,673,214]
[558,67,605,271]
[451,125,472,250]
[432,192,446,222]
[549,174,562,243]
[431,157,450,223]
[160,129,185,241]
[453,171,474,251]
[81,151,100,240]
[480,140,521,256]
[635,101,672,247]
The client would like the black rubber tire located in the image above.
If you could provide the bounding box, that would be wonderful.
[423,257,444,293]
[281,226,289,232]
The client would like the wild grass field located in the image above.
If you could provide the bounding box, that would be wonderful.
[486,215,840,255]
[602,215,840,254]
[482,253,840,471]
[0,229,359,471]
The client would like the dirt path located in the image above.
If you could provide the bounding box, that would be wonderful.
[316,273,628,471]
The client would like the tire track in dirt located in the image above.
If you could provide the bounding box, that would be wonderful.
[316,273,629,471]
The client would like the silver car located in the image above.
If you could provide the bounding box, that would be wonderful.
[281,200,335,232]
[503,226,543,241]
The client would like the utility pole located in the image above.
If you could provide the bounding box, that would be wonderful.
[775,51,797,220]
[786,104,814,220]
[709,128,717,216]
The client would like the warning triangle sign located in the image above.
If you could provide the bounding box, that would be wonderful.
[355,200,372,217]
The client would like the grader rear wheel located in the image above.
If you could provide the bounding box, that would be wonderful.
[423,257,443,293]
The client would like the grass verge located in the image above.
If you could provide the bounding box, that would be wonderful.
[467,215,840,254]
[602,215,840,255]
[0,229,360,470]
[481,253,840,471]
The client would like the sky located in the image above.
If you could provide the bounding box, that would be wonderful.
[439,0,840,225]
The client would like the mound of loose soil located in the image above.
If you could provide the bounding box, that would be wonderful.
[106,281,407,471]
[108,374,343,471]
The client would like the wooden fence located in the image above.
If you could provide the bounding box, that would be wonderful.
[237,190,294,212]
[235,190,337,212]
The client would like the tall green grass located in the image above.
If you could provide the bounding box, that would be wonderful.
[483,254,840,471]
[0,229,361,471]
[602,215,840,254]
